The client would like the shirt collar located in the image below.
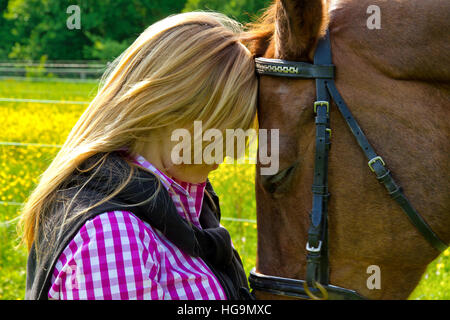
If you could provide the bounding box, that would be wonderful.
[122,148,207,198]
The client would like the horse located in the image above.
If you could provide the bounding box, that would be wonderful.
[244,0,450,299]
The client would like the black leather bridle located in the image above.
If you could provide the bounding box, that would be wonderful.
[248,30,448,300]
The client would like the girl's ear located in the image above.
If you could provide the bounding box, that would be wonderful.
[274,0,329,61]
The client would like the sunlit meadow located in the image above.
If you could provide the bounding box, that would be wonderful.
[0,79,448,300]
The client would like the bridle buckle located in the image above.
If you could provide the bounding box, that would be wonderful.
[306,240,322,253]
[303,280,329,300]
[368,156,385,172]
[314,101,329,113]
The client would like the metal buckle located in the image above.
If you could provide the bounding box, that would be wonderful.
[306,241,322,253]
[314,101,329,113]
[368,156,385,172]
[303,280,329,300]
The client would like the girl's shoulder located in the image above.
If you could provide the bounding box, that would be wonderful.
[49,210,163,299]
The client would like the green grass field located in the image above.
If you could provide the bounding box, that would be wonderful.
[0,79,448,300]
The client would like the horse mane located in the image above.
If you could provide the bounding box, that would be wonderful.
[241,2,277,57]
[241,1,330,59]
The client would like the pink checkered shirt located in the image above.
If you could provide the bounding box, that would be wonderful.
[48,152,227,300]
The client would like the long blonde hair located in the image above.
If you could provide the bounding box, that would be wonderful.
[19,11,258,251]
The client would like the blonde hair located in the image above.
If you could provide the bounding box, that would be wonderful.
[19,11,258,250]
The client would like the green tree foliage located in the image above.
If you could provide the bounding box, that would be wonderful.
[2,0,187,61]
[0,0,16,59]
[183,0,272,24]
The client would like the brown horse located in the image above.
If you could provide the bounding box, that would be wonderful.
[244,0,450,299]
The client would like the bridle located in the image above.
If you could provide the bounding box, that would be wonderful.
[248,30,448,300]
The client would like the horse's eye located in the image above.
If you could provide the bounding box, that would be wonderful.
[260,163,297,194]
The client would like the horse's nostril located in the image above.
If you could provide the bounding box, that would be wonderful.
[260,162,298,194]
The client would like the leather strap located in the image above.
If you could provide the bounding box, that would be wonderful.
[255,57,335,79]
[326,80,448,252]
[249,268,365,300]
[305,30,332,287]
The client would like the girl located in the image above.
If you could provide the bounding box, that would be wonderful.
[20,12,257,300]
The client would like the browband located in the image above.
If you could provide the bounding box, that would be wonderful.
[255,57,335,79]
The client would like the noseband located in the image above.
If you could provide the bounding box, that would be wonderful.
[249,30,448,300]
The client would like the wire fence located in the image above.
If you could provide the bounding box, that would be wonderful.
[0,60,107,81]
[0,141,63,148]
[0,198,256,224]
[0,98,90,105]
[0,76,98,83]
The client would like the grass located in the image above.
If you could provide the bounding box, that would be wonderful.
[0,79,448,300]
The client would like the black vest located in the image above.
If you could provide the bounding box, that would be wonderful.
[25,151,251,300]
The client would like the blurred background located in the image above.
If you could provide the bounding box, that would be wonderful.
[0,0,448,300]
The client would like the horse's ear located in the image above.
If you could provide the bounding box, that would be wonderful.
[274,0,329,61]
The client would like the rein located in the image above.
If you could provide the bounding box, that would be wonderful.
[249,30,448,300]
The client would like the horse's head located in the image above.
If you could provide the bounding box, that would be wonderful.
[246,0,450,299]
